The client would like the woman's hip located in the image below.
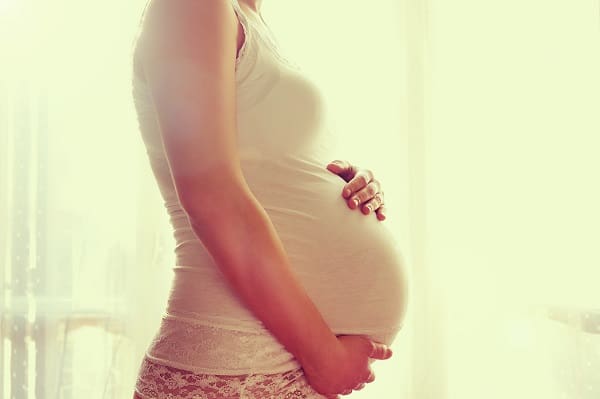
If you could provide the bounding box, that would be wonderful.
[134,355,329,399]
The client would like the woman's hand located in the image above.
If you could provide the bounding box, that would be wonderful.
[302,335,392,398]
[326,160,387,221]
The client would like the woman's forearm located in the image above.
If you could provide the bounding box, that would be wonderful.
[183,178,339,370]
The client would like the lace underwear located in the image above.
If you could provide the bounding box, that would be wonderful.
[144,313,303,375]
[134,356,329,399]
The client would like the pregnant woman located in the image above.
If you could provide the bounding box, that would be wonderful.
[130,0,409,398]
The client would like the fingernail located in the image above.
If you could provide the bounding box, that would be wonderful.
[343,189,351,197]
[353,198,359,206]
[366,204,372,212]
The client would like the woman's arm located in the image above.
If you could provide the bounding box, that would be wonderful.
[135,0,338,370]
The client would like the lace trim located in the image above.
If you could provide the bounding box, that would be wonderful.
[231,0,252,69]
[146,314,301,376]
[135,356,328,399]
[230,0,301,71]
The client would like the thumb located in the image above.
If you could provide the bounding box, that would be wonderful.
[326,159,349,173]
[368,341,393,360]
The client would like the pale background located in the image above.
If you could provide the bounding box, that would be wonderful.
[1,0,599,398]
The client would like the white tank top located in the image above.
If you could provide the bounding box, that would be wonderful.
[131,0,409,375]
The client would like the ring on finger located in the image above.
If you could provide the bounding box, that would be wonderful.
[366,193,382,210]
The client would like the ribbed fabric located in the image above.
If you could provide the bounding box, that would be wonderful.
[131,0,409,375]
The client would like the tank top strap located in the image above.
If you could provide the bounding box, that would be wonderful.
[229,1,299,75]
[228,0,260,82]
[229,0,252,66]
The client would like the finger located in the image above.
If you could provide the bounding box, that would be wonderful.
[365,370,376,383]
[348,179,379,210]
[353,382,366,391]
[326,160,356,182]
[361,192,384,215]
[340,389,352,395]
[343,170,374,199]
[368,341,393,360]
[375,205,387,221]
[326,159,350,173]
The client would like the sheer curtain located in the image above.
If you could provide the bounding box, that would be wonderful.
[420,1,600,398]
[1,1,598,398]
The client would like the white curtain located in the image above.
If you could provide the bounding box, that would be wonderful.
[1,1,598,398]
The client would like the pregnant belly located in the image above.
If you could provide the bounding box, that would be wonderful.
[166,153,409,348]
[245,154,410,337]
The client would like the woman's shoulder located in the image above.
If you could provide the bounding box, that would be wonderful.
[134,0,239,69]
